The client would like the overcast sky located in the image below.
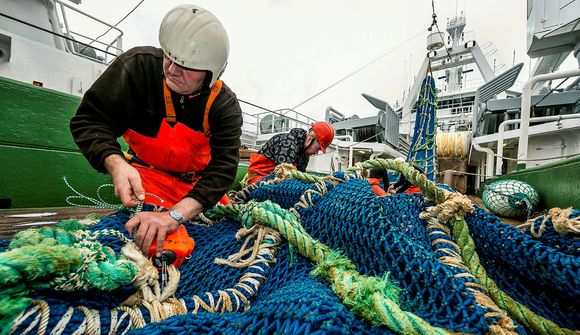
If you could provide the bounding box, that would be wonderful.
[72,0,562,122]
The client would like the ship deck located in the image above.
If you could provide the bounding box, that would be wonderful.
[0,208,114,239]
[0,197,525,240]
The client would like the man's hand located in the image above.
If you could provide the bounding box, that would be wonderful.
[104,154,145,207]
[126,198,204,256]
[125,211,180,257]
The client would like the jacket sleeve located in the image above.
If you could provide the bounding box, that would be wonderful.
[297,156,309,172]
[69,57,134,173]
[185,89,243,208]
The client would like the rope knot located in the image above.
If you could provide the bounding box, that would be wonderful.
[214,225,281,268]
[420,191,473,225]
[274,163,297,180]
[519,207,580,238]
[120,243,180,307]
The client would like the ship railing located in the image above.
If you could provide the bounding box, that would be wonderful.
[246,108,318,136]
[495,113,580,175]
[53,0,123,64]
[517,68,580,169]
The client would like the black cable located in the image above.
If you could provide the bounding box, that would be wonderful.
[430,0,452,61]
[532,77,570,108]
[80,0,145,53]
[290,29,425,110]
[0,12,117,58]
[241,6,439,149]
[237,98,275,113]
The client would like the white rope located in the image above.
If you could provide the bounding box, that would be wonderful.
[9,302,41,335]
[49,307,74,335]
[192,227,281,313]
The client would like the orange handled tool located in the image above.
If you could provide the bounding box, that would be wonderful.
[148,224,195,268]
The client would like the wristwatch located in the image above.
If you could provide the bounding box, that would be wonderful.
[168,209,184,224]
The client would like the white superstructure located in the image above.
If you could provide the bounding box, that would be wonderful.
[0,0,122,95]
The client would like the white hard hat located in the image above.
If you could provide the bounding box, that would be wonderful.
[159,4,229,87]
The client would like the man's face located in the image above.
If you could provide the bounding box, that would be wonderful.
[304,138,321,156]
[163,55,207,94]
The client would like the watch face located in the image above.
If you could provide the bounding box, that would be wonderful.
[170,209,183,223]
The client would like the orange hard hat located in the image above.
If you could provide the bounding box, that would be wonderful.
[311,121,335,153]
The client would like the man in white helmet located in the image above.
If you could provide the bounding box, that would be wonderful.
[70,4,242,257]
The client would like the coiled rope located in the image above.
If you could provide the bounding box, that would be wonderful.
[1,221,144,335]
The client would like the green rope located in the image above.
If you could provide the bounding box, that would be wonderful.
[0,220,140,335]
[282,168,324,183]
[205,201,450,335]
[233,158,575,335]
[346,158,447,203]
[8,222,138,290]
[450,216,576,335]
[0,244,83,335]
[351,159,574,335]
[0,296,31,335]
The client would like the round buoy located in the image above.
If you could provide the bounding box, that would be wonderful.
[482,180,540,218]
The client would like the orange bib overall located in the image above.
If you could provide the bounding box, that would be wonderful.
[367,177,388,197]
[246,153,277,185]
[122,80,230,208]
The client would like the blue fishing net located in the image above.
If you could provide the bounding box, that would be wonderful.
[3,178,578,334]
[251,178,524,334]
[466,208,579,329]
[519,210,580,257]
[406,75,438,181]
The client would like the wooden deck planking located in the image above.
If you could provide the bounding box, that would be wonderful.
[1,195,526,240]
[0,208,114,239]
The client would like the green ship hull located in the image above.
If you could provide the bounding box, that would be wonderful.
[0,76,247,209]
[482,155,580,209]
[1,75,578,210]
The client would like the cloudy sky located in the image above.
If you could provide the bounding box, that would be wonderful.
[71,0,569,123]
